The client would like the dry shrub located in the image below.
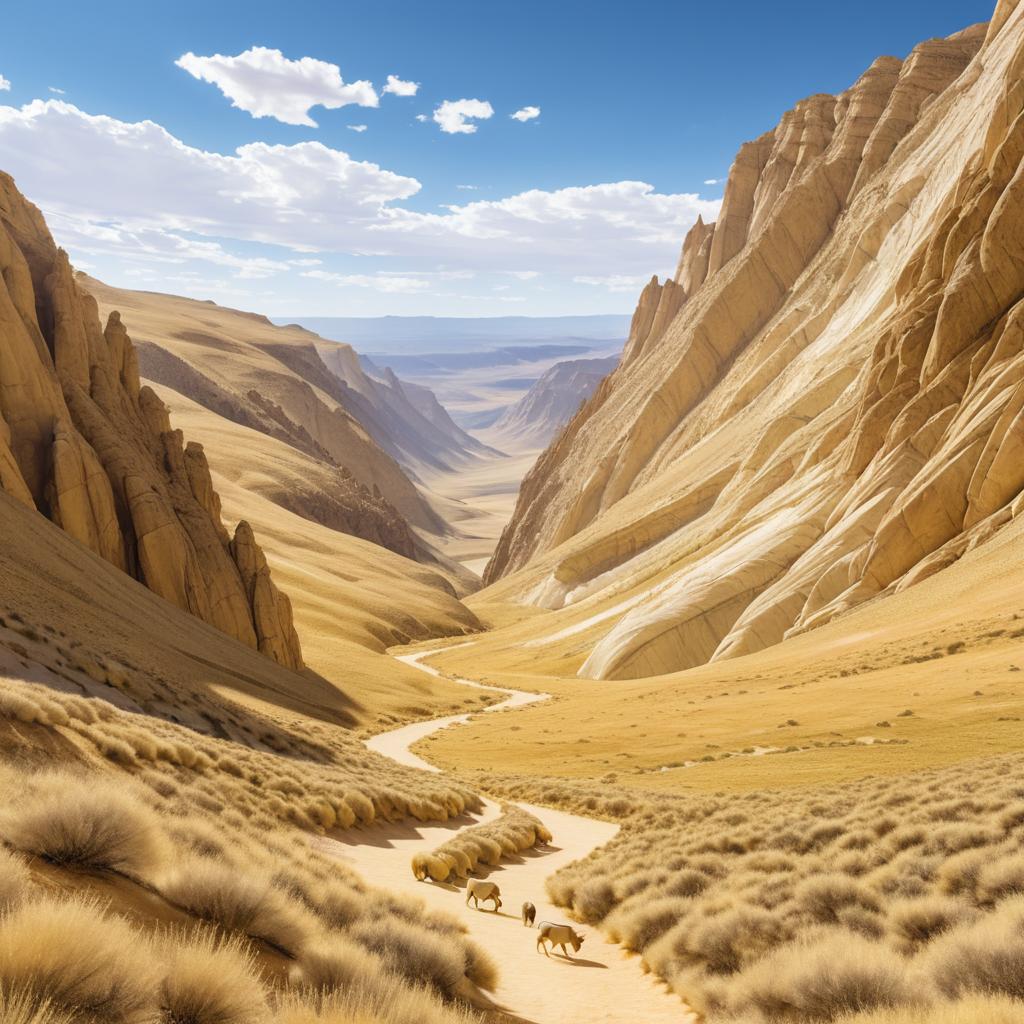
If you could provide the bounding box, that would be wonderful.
[977,853,1024,903]
[161,859,314,956]
[725,932,928,1021]
[276,983,479,1024]
[922,897,1024,1000]
[835,995,1024,1023]
[0,896,158,1023]
[158,930,270,1024]
[350,917,465,997]
[411,853,449,883]
[290,934,387,995]
[416,806,549,881]
[3,773,166,878]
[570,876,617,923]
[462,940,498,991]
[0,849,30,911]
[796,875,880,924]
[684,904,787,975]
[606,896,695,953]
[0,990,72,1024]
[887,897,977,952]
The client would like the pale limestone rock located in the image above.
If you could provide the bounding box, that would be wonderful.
[486,10,1024,679]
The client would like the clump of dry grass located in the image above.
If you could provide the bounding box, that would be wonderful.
[160,859,316,956]
[0,990,73,1024]
[412,805,550,883]
[0,896,158,1023]
[835,995,1024,1023]
[2,772,166,879]
[276,985,482,1024]
[720,932,929,1021]
[0,849,31,911]
[349,917,469,997]
[479,752,1024,1021]
[158,930,271,1024]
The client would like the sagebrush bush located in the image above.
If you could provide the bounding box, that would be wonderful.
[161,859,315,956]
[158,930,270,1024]
[922,897,1024,1000]
[725,932,928,1021]
[0,896,158,1023]
[3,773,166,878]
[350,918,466,997]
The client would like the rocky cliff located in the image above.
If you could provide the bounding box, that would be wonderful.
[484,3,1024,680]
[0,173,303,670]
[491,356,619,448]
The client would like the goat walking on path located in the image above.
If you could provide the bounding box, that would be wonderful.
[466,879,502,911]
[536,921,585,958]
[521,901,536,926]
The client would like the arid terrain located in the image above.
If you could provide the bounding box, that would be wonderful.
[2,1,1024,1023]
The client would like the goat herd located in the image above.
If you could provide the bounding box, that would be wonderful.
[427,874,587,959]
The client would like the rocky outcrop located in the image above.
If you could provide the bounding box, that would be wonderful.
[0,172,303,670]
[485,9,1024,680]
[491,356,619,447]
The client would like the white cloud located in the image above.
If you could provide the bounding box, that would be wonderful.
[0,76,9,92]
[289,258,322,266]
[433,98,493,135]
[574,274,650,292]
[347,124,368,132]
[382,74,418,97]
[175,47,378,127]
[48,86,65,95]
[301,270,430,293]
[504,270,539,280]
[703,178,721,185]
[0,100,720,280]
[510,105,540,122]
[415,113,428,122]
[456,184,479,190]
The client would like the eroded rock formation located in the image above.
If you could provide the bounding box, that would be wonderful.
[486,4,1024,680]
[0,172,303,670]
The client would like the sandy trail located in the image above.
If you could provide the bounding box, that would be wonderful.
[331,646,693,1024]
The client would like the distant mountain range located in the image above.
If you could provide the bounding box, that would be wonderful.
[273,315,631,355]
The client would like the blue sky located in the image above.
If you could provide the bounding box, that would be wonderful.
[0,0,993,316]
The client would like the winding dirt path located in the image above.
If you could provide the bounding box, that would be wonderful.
[327,645,693,1024]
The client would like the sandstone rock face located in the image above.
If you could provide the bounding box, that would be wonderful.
[486,9,1024,680]
[491,356,620,448]
[0,172,303,670]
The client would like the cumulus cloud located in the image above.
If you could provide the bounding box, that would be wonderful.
[347,124,368,132]
[574,274,650,292]
[0,76,9,92]
[382,74,418,97]
[415,113,428,122]
[0,99,720,279]
[433,98,493,134]
[510,105,540,122]
[175,46,378,127]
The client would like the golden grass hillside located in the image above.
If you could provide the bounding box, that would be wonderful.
[421,508,1024,791]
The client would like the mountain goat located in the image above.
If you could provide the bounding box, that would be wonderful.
[536,921,585,958]
[466,879,502,911]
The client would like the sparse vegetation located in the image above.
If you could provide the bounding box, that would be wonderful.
[411,805,551,882]
[475,751,1024,1020]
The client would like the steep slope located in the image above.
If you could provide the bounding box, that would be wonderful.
[318,343,498,471]
[83,278,448,537]
[0,172,301,669]
[490,355,619,449]
[484,7,1024,680]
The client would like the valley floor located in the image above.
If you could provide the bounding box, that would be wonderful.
[330,649,692,1024]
